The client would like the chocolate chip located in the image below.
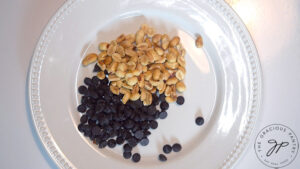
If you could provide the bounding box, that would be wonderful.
[158,154,167,162]
[172,143,182,152]
[176,96,185,105]
[163,144,172,154]
[132,153,141,163]
[195,117,204,126]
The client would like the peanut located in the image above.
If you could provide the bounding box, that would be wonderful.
[110,85,120,95]
[97,71,106,80]
[116,70,125,78]
[152,69,161,81]
[152,34,161,44]
[136,29,145,44]
[108,74,121,81]
[116,34,126,43]
[98,51,107,61]
[126,76,138,86]
[117,63,127,72]
[169,36,180,47]
[176,81,186,92]
[176,69,185,80]
[166,77,178,85]
[154,47,164,56]
[112,53,122,62]
[99,42,109,51]
[166,96,176,103]
[196,35,203,48]
[161,34,169,50]
[82,53,97,66]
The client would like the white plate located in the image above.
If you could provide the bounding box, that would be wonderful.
[28,0,262,169]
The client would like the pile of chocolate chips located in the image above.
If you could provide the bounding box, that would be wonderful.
[77,64,184,163]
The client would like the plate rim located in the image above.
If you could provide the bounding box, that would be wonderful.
[28,0,262,169]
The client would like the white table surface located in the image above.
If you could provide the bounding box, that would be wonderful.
[0,0,299,169]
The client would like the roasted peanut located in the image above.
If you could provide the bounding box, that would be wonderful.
[166,96,176,103]
[130,92,140,101]
[166,53,177,63]
[176,69,185,80]
[165,85,172,96]
[176,81,186,92]
[109,61,118,73]
[149,63,165,71]
[157,80,164,90]
[162,70,171,80]
[121,56,129,63]
[138,74,145,88]
[116,70,125,78]
[159,83,166,94]
[144,81,153,90]
[122,83,133,90]
[116,34,126,43]
[132,69,141,76]
[111,81,117,86]
[125,33,135,42]
[104,56,112,65]
[97,71,106,80]
[136,29,145,44]
[99,42,109,51]
[82,53,97,66]
[161,34,169,50]
[108,74,121,81]
[149,79,160,86]
[155,56,166,63]
[152,34,161,44]
[196,35,203,48]
[169,36,180,47]
[125,71,134,78]
[150,87,156,94]
[98,51,107,61]
[120,87,130,94]
[166,77,178,85]
[142,65,148,72]
[143,91,152,106]
[137,43,148,51]
[127,61,136,71]
[98,60,106,71]
[110,85,120,95]
[140,88,147,101]
[120,40,132,48]
[126,76,138,86]
[178,66,186,74]
[147,48,160,61]
[136,63,143,72]
[125,49,138,58]
[177,56,186,67]
[180,48,186,57]
[165,62,179,69]
[116,45,125,57]
[154,47,164,56]
[152,69,161,81]
[139,55,149,66]
[112,53,122,62]
[116,80,123,88]
[117,63,127,72]
[144,71,152,81]
[107,44,117,56]
[145,38,152,48]
[122,92,130,104]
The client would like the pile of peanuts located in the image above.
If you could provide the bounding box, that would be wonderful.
[82,24,188,105]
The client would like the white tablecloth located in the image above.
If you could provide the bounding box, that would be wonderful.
[0,0,299,168]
